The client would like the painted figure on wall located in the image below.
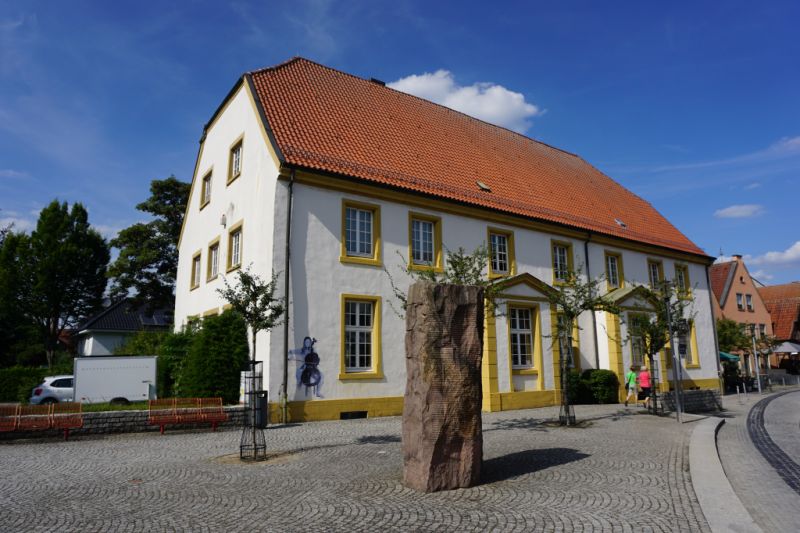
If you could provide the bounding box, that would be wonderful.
[288,336,323,398]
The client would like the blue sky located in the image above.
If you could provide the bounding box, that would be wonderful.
[1,1,798,283]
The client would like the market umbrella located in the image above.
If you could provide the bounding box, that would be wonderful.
[719,352,740,362]
[773,341,800,354]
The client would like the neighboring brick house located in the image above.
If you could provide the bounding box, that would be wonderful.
[758,282,800,365]
[175,57,720,422]
[709,255,773,368]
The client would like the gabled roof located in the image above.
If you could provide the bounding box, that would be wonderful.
[78,298,173,334]
[709,261,737,306]
[759,282,800,340]
[246,57,708,259]
[606,285,658,308]
[494,272,558,299]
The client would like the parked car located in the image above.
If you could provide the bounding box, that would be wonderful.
[30,375,74,404]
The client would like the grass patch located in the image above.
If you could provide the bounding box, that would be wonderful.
[81,401,149,412]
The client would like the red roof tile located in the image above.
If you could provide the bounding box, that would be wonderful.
[709,261,735,303]
[759,282,800,339]
[248,58,707,257]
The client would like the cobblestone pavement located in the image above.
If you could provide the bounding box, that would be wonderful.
[717,387,800,532]
[1,403,708,532]
[748,390,800,493]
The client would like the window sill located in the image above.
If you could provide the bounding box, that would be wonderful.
[512,368,538,376]
[409,263,444,274]
[339,371,384,380]
[684,363,701,369]
[340,255,382,267]
[226,263,241,274]
[488,271,511,280]
[227,172,241,186]
[199,200,210,211]
[206,274,218,283]
[190,284,200,291]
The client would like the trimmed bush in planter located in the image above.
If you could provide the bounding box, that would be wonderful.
[582,369,620,404]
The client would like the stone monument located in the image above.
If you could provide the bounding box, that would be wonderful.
[402,281,484,492]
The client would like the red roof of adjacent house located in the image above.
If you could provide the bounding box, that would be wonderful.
[759,282,800,339]
[709,261,736,303]
[248,57,707,257]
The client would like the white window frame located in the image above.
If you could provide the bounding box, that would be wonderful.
[736,293,744,310]
[553,244,569,282]
[344,300,374,372]
[411,218,435,266]
[345,206,374,258]
[209,243,219,279]
[746,294,753,311]
[509,307,534,369]
[606,254,620,288]
[490,232,509,274]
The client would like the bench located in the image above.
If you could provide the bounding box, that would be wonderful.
[147,397,229,434]
[0,402,83,440]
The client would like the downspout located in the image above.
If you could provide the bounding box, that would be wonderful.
[281,169,295,424]
[705,265,723,392]
[584,234,600,368]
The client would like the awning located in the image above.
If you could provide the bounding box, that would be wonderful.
[774,341,800,354]
[720,352,740,362]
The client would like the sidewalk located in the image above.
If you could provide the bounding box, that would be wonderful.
[715,387,800,532]
[1,402,709,532]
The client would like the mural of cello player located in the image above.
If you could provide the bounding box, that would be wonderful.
[288,336,324,398]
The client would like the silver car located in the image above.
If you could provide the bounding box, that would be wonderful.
[30,375,74,404]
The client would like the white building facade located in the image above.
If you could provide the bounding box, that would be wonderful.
[175,58,720,422]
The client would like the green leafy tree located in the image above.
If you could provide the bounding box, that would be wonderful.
[108,176,190,309]
[715,318,749,353]
[15,201,110,368]
[180,311,249,403]
[0,231,40,367]
[625,284,690,366]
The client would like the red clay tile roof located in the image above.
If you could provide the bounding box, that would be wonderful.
[248,58,707,257]
[759,283,800,340]
[709,261,736,304]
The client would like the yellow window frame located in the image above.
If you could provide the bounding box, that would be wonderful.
[339,294,383,380]
[487,227,516,279]
[206,236,220,282]
[200,169,212,210]
[340,199,382,267]
[508,303,542,377]
[604,251,624,291]
[647,259,664,289]
[674,264,692,299]
[408,211,443,273]
[226,220,243,273]
[190,250,202,290]
[227,134,244,185]
[551,239,574,285]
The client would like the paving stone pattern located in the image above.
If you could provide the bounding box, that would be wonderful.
[747,390,800,493]
[716,388,800,532]
[1,404,708,532]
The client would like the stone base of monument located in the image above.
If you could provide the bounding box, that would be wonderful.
[402,282,484,492]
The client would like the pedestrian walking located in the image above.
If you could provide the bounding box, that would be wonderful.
[638,366,652,409]
[624,365,638,407]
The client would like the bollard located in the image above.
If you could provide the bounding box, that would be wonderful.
[783,378,786,387]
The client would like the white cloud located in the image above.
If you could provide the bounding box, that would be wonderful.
[0,215,34,233]
[749,241,800,267]
[750,269,774,281]
[0,168,28,179]
[743,182,761,190]
[713,204,764,218]
[388,70,543,133]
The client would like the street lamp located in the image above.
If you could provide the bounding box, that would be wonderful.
[749,324,762,395]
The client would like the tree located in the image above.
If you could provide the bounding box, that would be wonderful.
[0,231,40,367]
[545,270,620,424]
[716,318,749,353]
[16,201,110,368]
[108,175,190,310]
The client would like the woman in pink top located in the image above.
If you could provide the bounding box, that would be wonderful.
[638,367,652,408]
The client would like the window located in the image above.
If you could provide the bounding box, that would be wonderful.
[207,239,220,281]
[675,264,691,297]
[628,313,647,366]
[678,320,699,367]
[736,293,744,311]
[340,295,382,379]
[200,171,212,208]
[341,200,381,266]
[51,378,72,388]
[191,251,201,289]
[408,212,442,271]
[509,307,534,369]
[552,241,573,283]
[605,252,623,290]
[228,137,243,184]
[759,324,766,338]
[647,260,664,289]
[487,228,515,278]
[746,294,753,311]
[227,222,243,271]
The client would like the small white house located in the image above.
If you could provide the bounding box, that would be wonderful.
[76,298,171,356]
[175,58,720,422]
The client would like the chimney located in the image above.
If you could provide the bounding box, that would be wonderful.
[733,254,743,260]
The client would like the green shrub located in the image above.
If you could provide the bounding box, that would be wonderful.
[178,311,248,404]
[116,327,195,398]
[0,366,48,402]
[566,369,594,404]
[582,369,620,404]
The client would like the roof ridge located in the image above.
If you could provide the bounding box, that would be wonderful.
[79,298,129,330]
[251,57,580,160]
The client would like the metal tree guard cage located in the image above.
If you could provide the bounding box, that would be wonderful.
[240,360,267,461]
[559,332,576,426]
